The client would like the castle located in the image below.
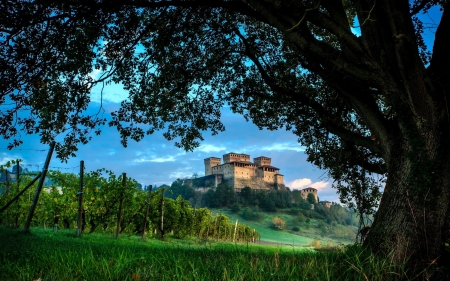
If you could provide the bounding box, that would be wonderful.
[192,152,286,192]
[187,152,329,206]
[301,187,318,203]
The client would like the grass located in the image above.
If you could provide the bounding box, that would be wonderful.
[0,226,412,281]
[212,208,354,246]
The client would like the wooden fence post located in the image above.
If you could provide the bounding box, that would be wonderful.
[24,142,55,233]
[213,214,217,240]
[16,160,20,191]
[5,169,9,195]
[76,160,84,237]
[159,187,165,240]
[115,173,126,239]
[142,185,153,239]
[0,173,41,214]
[233,219,238,243]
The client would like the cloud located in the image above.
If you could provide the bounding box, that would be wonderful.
[260,142,305,152]
[309,181,329,190]
[133,155,176,163]
[90,82,129,104]
[240,142,305,154]
[288,178,312,189]
[287,178,330,191]
[197,144,227,153]
[169,167,194,179]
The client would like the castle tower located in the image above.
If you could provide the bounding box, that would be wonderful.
[204,157,221,176]
[301,187,318,203]
[223,153,250,163]
[254,156,271,166]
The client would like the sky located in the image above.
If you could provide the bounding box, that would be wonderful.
[0,6,442,203]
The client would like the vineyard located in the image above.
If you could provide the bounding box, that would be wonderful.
[0,160,259,243]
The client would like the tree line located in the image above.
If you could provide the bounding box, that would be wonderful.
[165,179,359,228]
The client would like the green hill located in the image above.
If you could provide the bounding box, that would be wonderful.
[210,207,358,246]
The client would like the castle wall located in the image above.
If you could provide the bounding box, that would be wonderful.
[254,157,271,166]
[204,157,221,176]
[233,164,257,179]
[202,153,288,192]
[275,174,284,184]
[223,153,250,163]
[226,177,273,192]
[301,187,318,202]
[190,174,223,188]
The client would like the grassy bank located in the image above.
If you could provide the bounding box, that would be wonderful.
[211,208,355,246]
[0,227,412,281]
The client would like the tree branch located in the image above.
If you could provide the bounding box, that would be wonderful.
[428,3,449,92]
[410,0,433,16]
[234,29,385,157]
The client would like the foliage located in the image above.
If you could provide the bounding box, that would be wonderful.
[307,193,316,205]
[230,202,240,213]
[240,207,263,221]
[0,170,257,242]
[2,0,450,262]
[201,182,236,208]
[167,179,194,201]
[271,217,286,230]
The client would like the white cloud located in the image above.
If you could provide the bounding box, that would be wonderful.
[240,142,305,153]
[197,144,227,153]
[309,181,329,190]
[90,82,129,104]
[169,167,194,179]
[261,142,305,152]
[287,178,329,191]
[288,178,312,189]
[133,155,176,163]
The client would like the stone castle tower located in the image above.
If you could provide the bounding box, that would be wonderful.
[301,187,318,203]
[199,152,285,192]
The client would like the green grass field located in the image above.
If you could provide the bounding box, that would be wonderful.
[0,226,414,281]
[211,208,355,246]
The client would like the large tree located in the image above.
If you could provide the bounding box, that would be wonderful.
[1,0,449,265]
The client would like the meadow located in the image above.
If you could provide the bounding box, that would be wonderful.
[211,207,356,246]
[0,226,413,281]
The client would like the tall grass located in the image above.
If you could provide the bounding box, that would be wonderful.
[0,227,411,280]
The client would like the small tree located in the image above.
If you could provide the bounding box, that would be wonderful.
[307,193,317,204]
[272,217,285,230]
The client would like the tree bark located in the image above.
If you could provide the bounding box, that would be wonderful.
[366,125,450,266]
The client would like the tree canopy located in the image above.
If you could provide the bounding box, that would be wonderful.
[2,0,450,268]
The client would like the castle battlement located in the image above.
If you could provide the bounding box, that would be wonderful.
[202,153,285,191]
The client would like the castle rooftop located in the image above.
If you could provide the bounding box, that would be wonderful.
[258,165,280,169]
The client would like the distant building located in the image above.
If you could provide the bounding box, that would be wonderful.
[319,200,332,208]
[301,187,318,203]
[191,152,286,192]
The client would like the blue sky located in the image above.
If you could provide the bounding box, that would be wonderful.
[0,7,442,203]
[0,90,336,200]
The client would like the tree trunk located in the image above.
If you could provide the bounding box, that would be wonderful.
[366,130,450,266]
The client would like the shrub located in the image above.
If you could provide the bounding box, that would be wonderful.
[292,226,300,232]
[272,217,286,230]
[308,239,322,249]
[230,203,241,213]
[298,213,307,223]
[241,207,263,221]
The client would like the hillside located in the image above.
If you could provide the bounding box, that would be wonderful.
[210,207,358,246]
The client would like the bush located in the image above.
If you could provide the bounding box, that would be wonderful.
[241,207,263,221]
[292,226,300,232]
[272,217,286,230]
[308,239,322,249]
[298,213,307,223]
[230,203,241,213]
